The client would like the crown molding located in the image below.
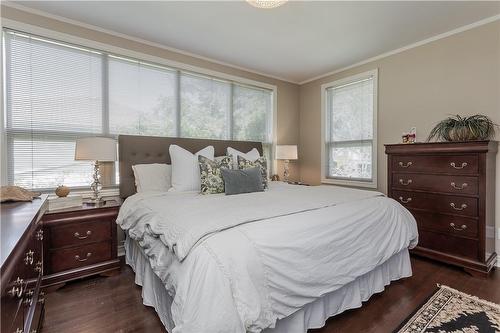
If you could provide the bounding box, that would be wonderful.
[1,1,297,84]
[299,14,500,85]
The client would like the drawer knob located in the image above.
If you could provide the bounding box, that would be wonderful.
[450,162,467,169]
[398,161,412,168]
[14,328,23,333]
[449,222,467,231]
[450,202,467,211]
[34,260,42,273]
[450,182,468,190]
[7,277,25,298]
[75,252,92,262]
[74,230,92,240]
[399,196,412,204]
[399,179,412,186]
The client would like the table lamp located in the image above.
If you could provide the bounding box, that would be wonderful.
[276,145,298,182]
[75,137,117,204]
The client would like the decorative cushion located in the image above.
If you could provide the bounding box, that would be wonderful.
[132,163,172,193]
[237,155,268,189]
[198,155,232,194]
[221,167,264,195]
[227,147,260,169]
[170,145,214,192]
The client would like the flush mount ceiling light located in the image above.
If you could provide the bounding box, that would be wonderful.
[246,0,288,9]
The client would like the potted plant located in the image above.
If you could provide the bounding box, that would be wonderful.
[427,114,498,142]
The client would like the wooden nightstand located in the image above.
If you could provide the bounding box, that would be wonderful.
[41,198,121,288]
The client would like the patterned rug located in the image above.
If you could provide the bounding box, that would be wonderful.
[395,285,500,333]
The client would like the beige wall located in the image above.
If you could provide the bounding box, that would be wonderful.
[299,20,500,252]
[0,5,301,180]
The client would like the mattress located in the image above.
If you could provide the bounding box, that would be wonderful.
[125,236,412,333]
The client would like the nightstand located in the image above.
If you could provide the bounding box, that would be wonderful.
[41,197,121,288]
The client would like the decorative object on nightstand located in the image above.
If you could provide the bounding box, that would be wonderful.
[42,197,121,289]
[385,141,497,278]
[55,185,70,197]
[75,137,117,204]
[276,145,298,182]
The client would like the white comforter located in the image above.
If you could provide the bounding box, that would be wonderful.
[117,183,418,333]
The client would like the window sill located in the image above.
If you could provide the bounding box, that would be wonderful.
[321,178,378,189]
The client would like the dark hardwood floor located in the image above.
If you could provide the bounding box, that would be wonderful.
[43,255,500,333]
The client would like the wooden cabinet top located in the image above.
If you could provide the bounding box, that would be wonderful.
[385,140,497,154]
[0,195,48,267]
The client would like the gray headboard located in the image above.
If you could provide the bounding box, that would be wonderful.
[118,135,263,198]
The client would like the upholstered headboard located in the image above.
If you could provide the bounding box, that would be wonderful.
[118,135,263,198]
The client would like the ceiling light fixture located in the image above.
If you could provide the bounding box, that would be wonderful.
[246,0,288,9]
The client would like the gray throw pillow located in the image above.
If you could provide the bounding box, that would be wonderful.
[221,167,264,195]
[237,155,268,189]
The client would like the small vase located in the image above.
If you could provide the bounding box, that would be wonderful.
[55,185,70,197]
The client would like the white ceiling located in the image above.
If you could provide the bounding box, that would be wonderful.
[9,1,500,83]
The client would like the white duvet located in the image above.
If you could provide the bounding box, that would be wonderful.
[117,183,418,333]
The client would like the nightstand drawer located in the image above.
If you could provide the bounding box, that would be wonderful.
[50,219,111,249]
[49,241,112,273]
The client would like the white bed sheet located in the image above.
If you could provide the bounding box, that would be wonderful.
[117,183,418,332]
[126,236,413,333]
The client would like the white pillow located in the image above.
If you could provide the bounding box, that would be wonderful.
[170,145,215,191]
[132,163,172,193]
[227,147,261,169]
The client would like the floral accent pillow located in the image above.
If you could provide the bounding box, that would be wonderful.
[237,155,268,189]
[198,155,232,194]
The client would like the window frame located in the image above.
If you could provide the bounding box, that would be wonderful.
[1,22,278,190]
[320,69,378,189]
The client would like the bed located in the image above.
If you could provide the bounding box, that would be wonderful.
[116,134,418,333]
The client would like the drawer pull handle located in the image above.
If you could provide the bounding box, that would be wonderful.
[451,182,468,190]
[398,161,412,168]
[36,229,44,241]
[450,202,467,210]
[449,223,467,231]
[450,162,467,169]
[15,328,23,333]
[399,196,412,204]
[399,179,412,186]
[8,277,25,298]
[75,252,92,262]
[34,261,42,273]
[24,249,34,265]
[74,230,92,239]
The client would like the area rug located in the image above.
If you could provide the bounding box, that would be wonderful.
[395,285,500,333]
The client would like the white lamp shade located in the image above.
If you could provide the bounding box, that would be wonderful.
[276,145,298,160]
[75,137,117,161]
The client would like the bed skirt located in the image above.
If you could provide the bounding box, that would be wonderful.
[125,237,412,333]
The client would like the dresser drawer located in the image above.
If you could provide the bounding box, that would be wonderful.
[393,190,478,217]
[393,173,478,195]
[392,155,478,174]
[50,219,111,249]
[418,230,478,260]
[49,241,112,273]
[411,210,478,239]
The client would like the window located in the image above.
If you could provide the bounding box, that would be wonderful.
[321,69,378,188]
[3,29,275,190]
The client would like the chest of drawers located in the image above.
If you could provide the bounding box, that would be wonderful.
[385,141,497,277]
[1,196,48,333]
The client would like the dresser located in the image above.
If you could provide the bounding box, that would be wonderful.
[42,198,121,288]
[385,141,497,277]
[1,195,48,333]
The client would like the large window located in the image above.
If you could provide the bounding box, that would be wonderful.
[321,69,378,188]
[3,29,275,190]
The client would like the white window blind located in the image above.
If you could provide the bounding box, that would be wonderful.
[5,30,103,189]
[108,56,177,136]
[3,29,275,190]
[324,72,377,186]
